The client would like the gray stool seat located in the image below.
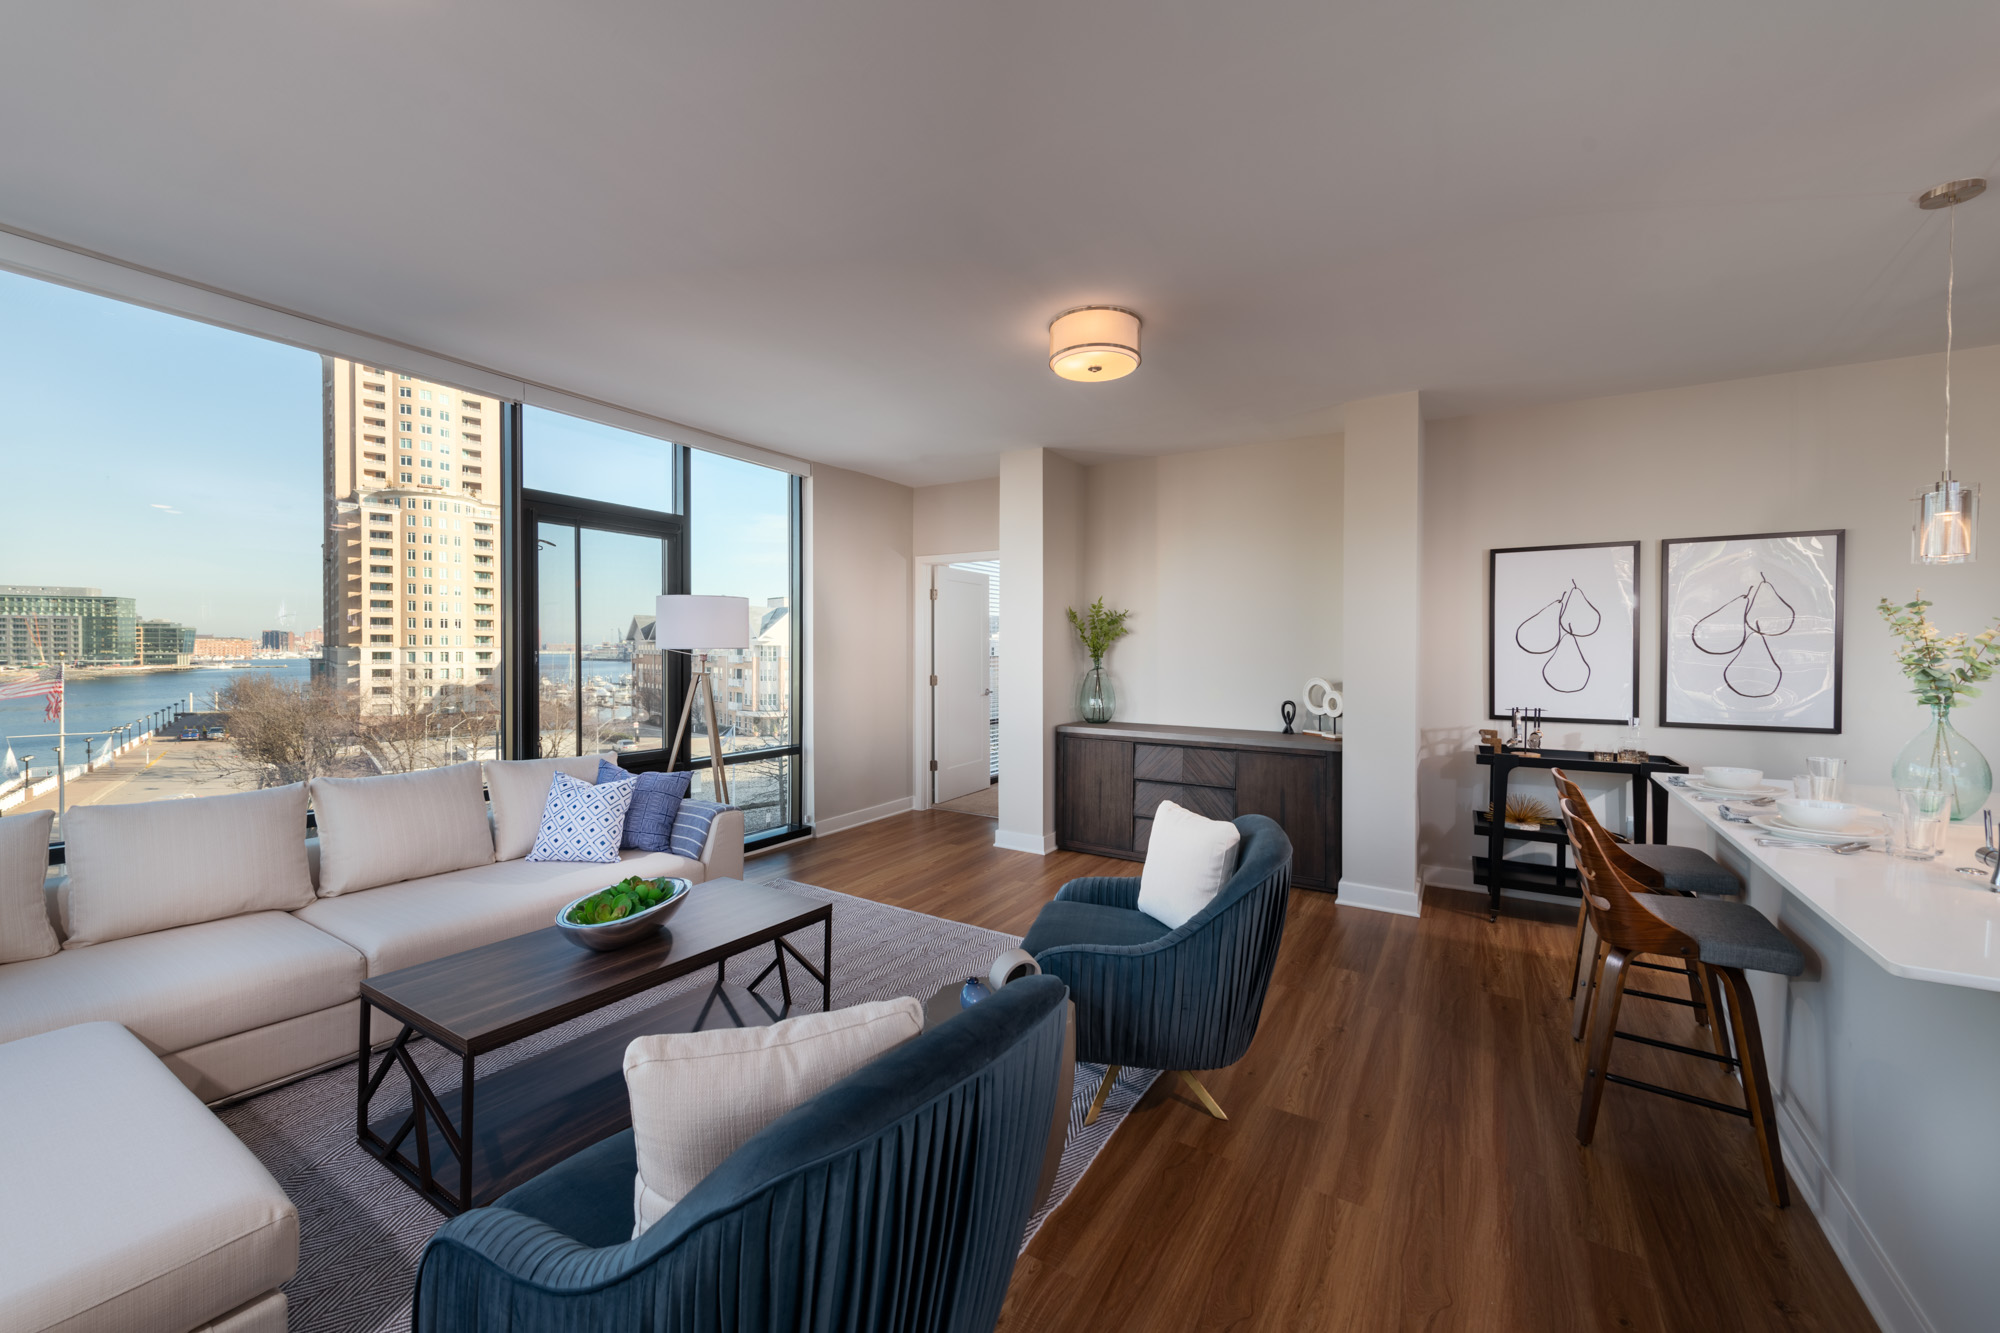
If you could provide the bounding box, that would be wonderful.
[1638,895,1804,976]
[1623,842,1741,895]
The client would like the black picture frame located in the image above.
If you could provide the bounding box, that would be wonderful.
[1658,528,1844,734]
[1488,540,1642,725]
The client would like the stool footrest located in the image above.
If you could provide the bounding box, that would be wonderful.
[1624,988,1699,1008]
[1604,1072,1749,1118]
[1614,1029,1737,1066]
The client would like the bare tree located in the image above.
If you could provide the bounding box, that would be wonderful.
[356,702,437,774]
[205,675,357,787]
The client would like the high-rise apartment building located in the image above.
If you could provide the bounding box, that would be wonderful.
[260,629,293,651]
[138,619,197,666]
[321,358,503,714]
[0,586,137,663]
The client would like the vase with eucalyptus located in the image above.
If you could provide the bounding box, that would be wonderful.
[1067,597,1132,724]
[1879,595,1999,820]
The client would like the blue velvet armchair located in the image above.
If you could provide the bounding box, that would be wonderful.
[1022,813,1292,1122]
[412,975,1069,1333]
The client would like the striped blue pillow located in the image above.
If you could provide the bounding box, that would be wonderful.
[596,760,689,852]
[669,799,737,861]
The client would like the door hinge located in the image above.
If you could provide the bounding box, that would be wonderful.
[929,587,938,600]
[929,760,939,771]
[929,674,938,686]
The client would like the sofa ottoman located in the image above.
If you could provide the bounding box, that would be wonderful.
[0,1022,298,1333]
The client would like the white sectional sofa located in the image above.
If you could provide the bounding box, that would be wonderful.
[0,754,744,1104]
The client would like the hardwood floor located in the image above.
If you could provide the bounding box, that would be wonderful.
[749,810,1879,1333]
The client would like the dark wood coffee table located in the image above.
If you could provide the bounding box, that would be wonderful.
[356,878,831,1215]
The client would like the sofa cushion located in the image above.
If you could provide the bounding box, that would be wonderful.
[486,754,611,861]
[624,996,923,1236]
[0,910,365,1053]
[1021,899,1174,955]
[294,848,700,976]
[62,785,316,947]
[669,799,737,861]
[310,762,493,896]
[0,1021,298,1333]
[0,808,57,963]
[598,759,689,851]
[528,770,635,864]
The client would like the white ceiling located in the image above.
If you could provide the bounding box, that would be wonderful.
[4,2,1999,485]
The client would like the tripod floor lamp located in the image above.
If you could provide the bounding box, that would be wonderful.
[656,594,750,803]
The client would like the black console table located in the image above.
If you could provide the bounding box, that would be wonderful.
[1473,747,1688,919]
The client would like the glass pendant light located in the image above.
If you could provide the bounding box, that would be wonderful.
[1914,178,1986,565]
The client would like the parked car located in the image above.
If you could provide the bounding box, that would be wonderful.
[205,726,226,740]
[179,727,200,741]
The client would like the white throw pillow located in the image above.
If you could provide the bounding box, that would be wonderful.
[1136,800,1241,930]
[527,771,635,864]
[0,810,57,963]
[309,762,494,896]
[484,754,612,861]
[624,997,923,1237]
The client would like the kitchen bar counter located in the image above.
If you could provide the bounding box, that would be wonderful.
[1653,777,2000,1333]
[1654,777,2000,990]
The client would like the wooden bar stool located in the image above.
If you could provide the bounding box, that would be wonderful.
[1564,802,1803,1207]
[1551,769,1741,1041]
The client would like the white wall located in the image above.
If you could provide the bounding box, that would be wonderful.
[805,463,916,832]
[1420,345,2000,890]
[996,448,1081,852]
[1076,435,1344,731]
[913,477,998,557]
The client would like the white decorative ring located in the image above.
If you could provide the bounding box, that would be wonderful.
[1304,678,1343,719]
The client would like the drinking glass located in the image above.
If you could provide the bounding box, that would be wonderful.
[1806,756,1845,801]
[1891,788,1948,861]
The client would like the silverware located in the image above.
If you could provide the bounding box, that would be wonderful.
[1717,805,1757,823]
[1754,837,1872,855]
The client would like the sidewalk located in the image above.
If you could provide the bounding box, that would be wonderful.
[9,740,256,835]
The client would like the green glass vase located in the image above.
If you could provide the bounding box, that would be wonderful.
[1078,660,1115,723]
[1891,704,1992,821]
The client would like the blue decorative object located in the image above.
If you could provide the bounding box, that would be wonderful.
[412,976,1070,1332]
[596,759,690,851]
[1021,814,1292,1073]
[668,798,737,860]
[527,771,635,864]
[959,977,992,1008]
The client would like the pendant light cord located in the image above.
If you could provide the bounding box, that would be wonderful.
[1945,200,1956,480]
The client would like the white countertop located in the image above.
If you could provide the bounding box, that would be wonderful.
[1655,777,2000,991]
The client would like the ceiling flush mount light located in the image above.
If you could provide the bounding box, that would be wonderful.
[1913,178,1986,565]
[1048,306,1141,382]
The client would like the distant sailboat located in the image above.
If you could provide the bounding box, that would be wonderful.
[2,746,16,779]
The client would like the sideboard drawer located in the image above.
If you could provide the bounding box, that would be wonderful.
[1134,744,1236,788]
[1134,781,1235,822]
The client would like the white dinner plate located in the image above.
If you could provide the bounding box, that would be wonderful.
[1748,813,1886,845]
[1684,778,1792,799]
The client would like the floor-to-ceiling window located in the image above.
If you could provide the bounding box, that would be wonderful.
[2,266,806,849]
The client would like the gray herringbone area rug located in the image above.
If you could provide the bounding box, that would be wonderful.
[218,880,1158,1333]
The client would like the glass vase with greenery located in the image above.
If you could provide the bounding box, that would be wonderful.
[1067,598,1132,723]
[1878,594,1999,820]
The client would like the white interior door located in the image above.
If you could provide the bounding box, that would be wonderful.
[933,566,992,803]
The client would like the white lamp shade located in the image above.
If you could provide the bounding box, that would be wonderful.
[654,594,750,650]
[1048,306,1141,382]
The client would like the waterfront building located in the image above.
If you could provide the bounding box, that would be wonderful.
[0,586,136,663]
[138,619,197,667]
[192,636,258,660]
[0,613,83,667]
[321,357,503,715]
[259,630,292,651]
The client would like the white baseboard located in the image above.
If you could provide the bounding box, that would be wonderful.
[812,797,912,837]
[1336,877,1423,917]
[1420,862,1577,908]
[993,828,1057,855]
[1776,1097,1934,1333]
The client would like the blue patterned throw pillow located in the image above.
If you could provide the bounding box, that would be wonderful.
[528,770,635,864]
[669,799,738,861]
[596,759,690,852]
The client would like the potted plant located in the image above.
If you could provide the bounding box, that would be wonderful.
[1878,593,1999,820]
[1067,598,1133,723]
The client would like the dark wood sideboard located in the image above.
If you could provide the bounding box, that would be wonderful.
[1054,721,1342,891]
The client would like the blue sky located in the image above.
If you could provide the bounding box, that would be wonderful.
[1,270,793,640]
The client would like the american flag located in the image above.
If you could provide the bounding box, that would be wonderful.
[0,668,63,721]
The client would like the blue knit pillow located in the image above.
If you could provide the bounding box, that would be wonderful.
[596,759,690,853]
[669,799,737,861]
[527,771,634,864]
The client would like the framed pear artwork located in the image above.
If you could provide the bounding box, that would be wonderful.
[1488,541,1640,726]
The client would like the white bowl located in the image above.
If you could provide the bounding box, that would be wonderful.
[1701,766,1764,790]
[1775,798,1858,831]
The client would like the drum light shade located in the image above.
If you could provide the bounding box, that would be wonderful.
[1048,306,1141,382]
[653,595,750,649]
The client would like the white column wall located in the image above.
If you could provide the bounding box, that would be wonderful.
[1339,391,1424,914]
[996,447,1081,853]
